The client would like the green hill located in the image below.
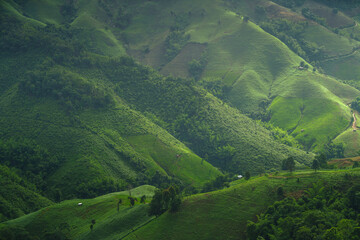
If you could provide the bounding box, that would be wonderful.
[0,0,317,203]
[2,1,360,238]
[3,170,360,240]
[0,185,156,240]
[124,169,360,240]
[107,0,360,152]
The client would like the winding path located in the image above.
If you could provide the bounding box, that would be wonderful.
[353,112,358,131]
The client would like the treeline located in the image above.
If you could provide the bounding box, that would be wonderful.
[271,0,305,8]
[301,7,327,26]
[247,179,360,240]
[97,0,132,29]
[313,0,360,9]
[0,139,60,192]
[19,65,114,111]
[0,165,52,222]
[351,97,360,113]
[165,13,191,61]
[260,19,325,63]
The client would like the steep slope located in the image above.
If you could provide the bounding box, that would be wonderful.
[0,8,221,198]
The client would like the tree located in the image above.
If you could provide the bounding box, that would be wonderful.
[245,171,251,180]
[128,197,135,207]
[315,153,327,167]
[244,16,250,22]
[312,159,320,172]
[140,195,146,204]
[277,187,284,199]
[353,161,359,168]
[148,190,165,217]
[148,186,182,217]
[117,199,122,212]
[282,157,295,172]
[169,196,181,212]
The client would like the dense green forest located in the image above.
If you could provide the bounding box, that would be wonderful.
[247,176,360,240]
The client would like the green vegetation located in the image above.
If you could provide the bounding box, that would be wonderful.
[0,185,156,240]
[0,165,52,222]
[123,169,360,240]
[247,180,360,240]
[2,0,360,239]
[149,186,182,216]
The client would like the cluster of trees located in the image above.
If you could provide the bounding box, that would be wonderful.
[323,141,344,159]
[202,175,231,193]
[165,14,191,61]
[19,65,114,111]
[60,0,77,24]
[262,122,302,148]
[302,8,327,26]
[149,186,182,217]
[97,0,131,29]
[271,0,305,8]
[0,139,60,192]
[74,178,122,199]
[0,225,70,240]
[0,164,51,222]
[247,181,360,240]
[148,171,183,189]
[282,157,296,172]
[311,153,328,172]
[351,97,360,112]
[188,56,207,80]
[260,19,325,62]
[313,0,360,9]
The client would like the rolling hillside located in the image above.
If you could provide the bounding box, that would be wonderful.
[2,170,360,240]
[0,0,317,204]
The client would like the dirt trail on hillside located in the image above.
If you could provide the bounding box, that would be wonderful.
[353,112,358,131]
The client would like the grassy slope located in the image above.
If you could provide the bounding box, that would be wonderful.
[269,71,358,150]
[14,0,356,154]
[1,0,314,178]
[124,169,360,240]
[118,0,360,152]
[62,0,360,155]
[321,51,360,81]
[0,82,220,193]
[0,185,156,240]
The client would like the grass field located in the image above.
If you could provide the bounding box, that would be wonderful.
[320,51,360,81]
